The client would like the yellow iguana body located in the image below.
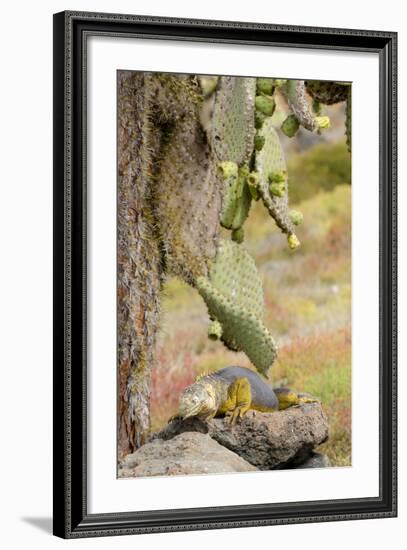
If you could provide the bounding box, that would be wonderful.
[176,366,318,425]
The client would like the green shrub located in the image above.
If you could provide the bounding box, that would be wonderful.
[288,141,351,204]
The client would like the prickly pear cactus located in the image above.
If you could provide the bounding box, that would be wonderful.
[152,74,223,284]
[196,239,277,375]
[209,76,256,165]
[305,79,351,151]
[118,71,351,453]
[253,118,300,247]
[282,80,330,133]
[305,80,349,105]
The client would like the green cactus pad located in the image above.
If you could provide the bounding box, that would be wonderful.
[210,76,256,165]
[196,239,277,375]
[305,80,350,105]
[219,165,252,231]
[254,118,297,239]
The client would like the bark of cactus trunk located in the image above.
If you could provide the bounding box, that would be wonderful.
[117,71,163,459]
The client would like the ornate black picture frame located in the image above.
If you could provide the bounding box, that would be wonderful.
[53,10,397,538]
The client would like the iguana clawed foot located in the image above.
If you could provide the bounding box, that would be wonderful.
[224,404,250,425]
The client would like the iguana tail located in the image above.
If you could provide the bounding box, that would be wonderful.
[273,387,320,410]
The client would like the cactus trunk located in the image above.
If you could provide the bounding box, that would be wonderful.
[117,72,163,456]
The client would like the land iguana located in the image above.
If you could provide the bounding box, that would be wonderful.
[174,366,319,425]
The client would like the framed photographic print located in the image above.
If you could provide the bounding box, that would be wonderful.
[53,10,397,538]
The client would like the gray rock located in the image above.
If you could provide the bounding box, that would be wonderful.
[119,432,257,477]
[295,451,331,469]
[157,403,328,470]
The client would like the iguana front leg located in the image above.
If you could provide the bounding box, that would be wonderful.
[220,377,252,425]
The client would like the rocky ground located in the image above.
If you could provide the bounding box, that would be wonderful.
[119,403,330,478]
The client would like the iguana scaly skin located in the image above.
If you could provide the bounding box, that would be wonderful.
[176,366,319,425]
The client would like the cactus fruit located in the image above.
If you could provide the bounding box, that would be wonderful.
[289,210,304,226]
[281,114,300,137]
[268,171,287,184]
[208,319,223,340]
[196,239,278,375]
[219,161,239,180]
[255,111,266,129]
[247,171,260,200]
[315,116,331,130]
[305,80,349,105]
[219,164,252,231]
[210,76,256,165]
[231,227,245,243]
[254,134,266,151]
[256,78,275,96]
[254,118,297,240]
[270,181,286,198]
[255,94,276,117]
[287,233,301,250]
[271,79,287,88]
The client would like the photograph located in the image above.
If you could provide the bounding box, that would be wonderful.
[117,71,352,477]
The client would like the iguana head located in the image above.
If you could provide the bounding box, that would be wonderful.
[177,382,216,419]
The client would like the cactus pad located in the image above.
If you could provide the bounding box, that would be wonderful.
[152,74,223,284]
[254,118,297,241]
[196,239,277,375]
[209,76,256,165]
[282,80,327,133]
